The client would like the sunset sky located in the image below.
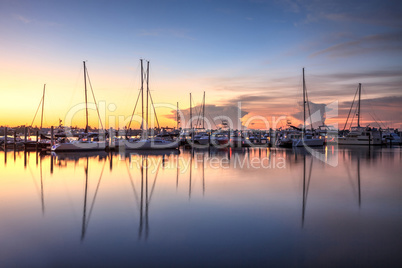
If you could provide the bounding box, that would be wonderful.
[0,0,401,130]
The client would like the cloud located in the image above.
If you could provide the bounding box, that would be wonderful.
[15,14,31,24]
[322,9,402,28]
[164,104,248,130]
[309,31,402,58]
[292,0,402,28]
[316,70,402,80]
[13,14,61,27]
[291,101,328,128]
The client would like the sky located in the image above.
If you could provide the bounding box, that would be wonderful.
[0,0,401,130]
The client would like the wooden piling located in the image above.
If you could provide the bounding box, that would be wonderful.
[36,131,39,151]
[4,127,7,151]
[13,131,16,150]
[109,128,115,149]
[51,126,54,146]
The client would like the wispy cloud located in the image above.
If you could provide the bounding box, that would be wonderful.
[316,70,402,80]
[309,31,402,58]
[13,14,61,27]
[290,0,402,28]
[15,14,31,24]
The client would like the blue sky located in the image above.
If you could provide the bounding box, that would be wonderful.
[0,0,401,129]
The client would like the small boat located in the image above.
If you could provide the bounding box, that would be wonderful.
[230,131,247,147]
[52,139,107,151]
[123,60,178,150]
[193,132,210,146]
[381,129,401,145]
[293,133,325,147]
[316,125,338,144]
[52,62,105,152]
[210,131,229,147]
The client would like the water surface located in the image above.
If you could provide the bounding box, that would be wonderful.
[0,146,401,267]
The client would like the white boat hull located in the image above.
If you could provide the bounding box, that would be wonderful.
[51,141,107,151]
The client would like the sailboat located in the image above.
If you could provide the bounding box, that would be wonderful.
[292,68,324,147]
[52,62,106,152]
[24,84,52,150]
[124,60,178,150]
[338,83,382,145]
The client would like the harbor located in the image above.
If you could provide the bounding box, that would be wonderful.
[1,0,401,266]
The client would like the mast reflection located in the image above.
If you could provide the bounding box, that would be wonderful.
[81,157,106,241]
[302,154,313,228]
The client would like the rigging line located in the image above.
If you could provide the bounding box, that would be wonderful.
[198,93,205,128]
[190,94,200,127]
[147,160,161,207]
[195,94,204,128]
[85,68,104,130]
[345,160,358,199]
[194,102,203,127]
[349,103,359,130]
[125,159,140,210]
[28,164,41,199]
[342,85,359,131]
[304,86,313,130]
[305,157,313,204]
[147,158,162,205]
[30,97,43,127]
[85,160,106,230]
[148,89,160,129]
[127,88,142,130]
[207,113,217,128]
[361,86,386,128]
[368,113,381,128]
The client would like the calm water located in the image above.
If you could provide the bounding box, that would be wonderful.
[0,146,401,267]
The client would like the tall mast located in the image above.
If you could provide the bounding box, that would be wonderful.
[84,61,88,133]
[146,61,150,139]
[140,59,144,137]
[190,93,192,130]
[357,83,361,128]
[203,91,205,129]
[40,84,46,130]
[176,102,179,129]
[302,68,306,135]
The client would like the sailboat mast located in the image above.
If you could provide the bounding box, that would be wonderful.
[177,102,179,129]
[203,91,205,129]
[40,84,46,130]
[146,61,150,139]
[83,61,89,133]
[357,83,361,128]
[140,59,144,137]
[302,68,306,134]
[190,93,192,130]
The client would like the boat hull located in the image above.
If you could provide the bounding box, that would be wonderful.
[292,138,324,147]
[122,140,179,150]
[51,141,107,151]
[338,137,382,145]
